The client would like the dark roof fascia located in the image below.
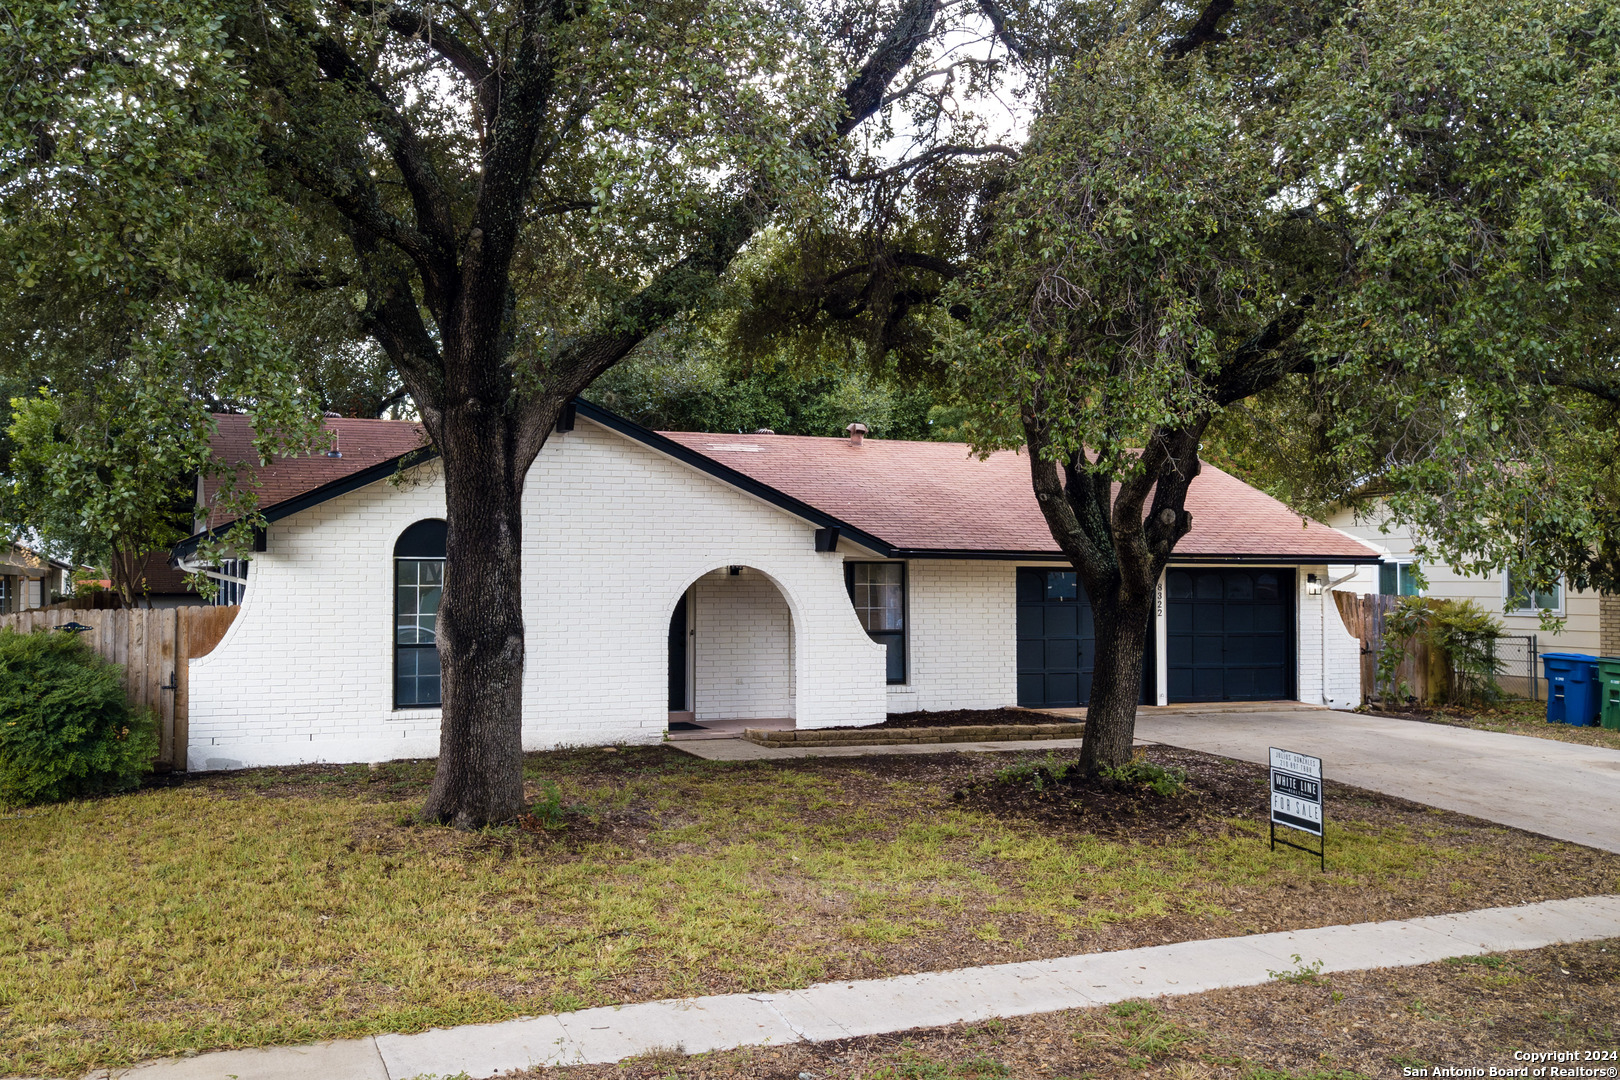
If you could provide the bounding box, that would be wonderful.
[573,399,897,556]
[170,448,440,561]
[1164,553,1383,566]
[886,549,1383,564]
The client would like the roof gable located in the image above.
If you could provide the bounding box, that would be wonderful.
[201,414,430,529]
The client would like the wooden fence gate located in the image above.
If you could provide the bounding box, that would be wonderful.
[0,606,239,770]
[1332,592,1449,706]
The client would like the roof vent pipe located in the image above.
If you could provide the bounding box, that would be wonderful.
[846,422,868,446]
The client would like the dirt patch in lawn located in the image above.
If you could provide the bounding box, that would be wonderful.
[824,707,1078,731]
[532,937,1620,1079]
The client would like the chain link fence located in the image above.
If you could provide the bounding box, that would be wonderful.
[1491,633,1540,701]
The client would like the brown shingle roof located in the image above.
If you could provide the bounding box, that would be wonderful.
[203,414,429,527]
[189,409,1377,563]
[658,430,1379,562]
[135,550,199,595]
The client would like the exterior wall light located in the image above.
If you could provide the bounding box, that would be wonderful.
[1306,573,1322,596]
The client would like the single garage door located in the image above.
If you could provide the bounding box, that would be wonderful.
[1016,567,1152,708]
[1166,568,1294,703]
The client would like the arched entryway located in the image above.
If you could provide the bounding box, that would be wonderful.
[668,565,796,737]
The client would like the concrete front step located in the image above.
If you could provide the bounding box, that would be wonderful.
[743,723,1082,748]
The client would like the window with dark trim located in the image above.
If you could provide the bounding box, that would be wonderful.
[846,561,907,684]
[395,520,446,708]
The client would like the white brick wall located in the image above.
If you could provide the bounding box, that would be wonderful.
[692,568,794,720]
[186,419,1359,771]
[1295,564,1362,710]
[887,560,1018,713]
[187,421,888,769]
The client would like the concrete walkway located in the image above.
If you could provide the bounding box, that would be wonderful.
[674,735,1093,760]
[101,895,1620,1080]
[1134,709,1620,854]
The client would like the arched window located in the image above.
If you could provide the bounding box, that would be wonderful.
[394,520,446,708]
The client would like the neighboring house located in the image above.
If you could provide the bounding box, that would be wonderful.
[127,551,209,608]
[1324,504,1620,656]
[172,404,1378,771]
[0,543,74,613]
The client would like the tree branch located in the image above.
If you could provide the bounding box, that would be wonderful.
[977,0,1030,61]
[508,0,946,465]
[266,141,446,288]
[839,143,1017,183]
[303,24,460,267]
[836,0,944,137]
[341,1,503,140]
[1164,0,1235,60]
[1022,403,1109,576]
[1211,296,1317,405]
[880,60,977,106]
[1540,367,1620,405]
[466,0,564,289]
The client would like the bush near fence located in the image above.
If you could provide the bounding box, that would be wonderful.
[0,606,238,771]
[1333,592,1533,707]
[0,628,158,806]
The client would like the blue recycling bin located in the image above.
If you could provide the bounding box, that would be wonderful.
[1542,652,1601,725]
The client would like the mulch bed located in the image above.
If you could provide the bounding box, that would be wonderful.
[525,937,1620,1079]
[951,747,1235,842]
[825,707,1078,731]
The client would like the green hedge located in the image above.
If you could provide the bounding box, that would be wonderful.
[0,628,157,807]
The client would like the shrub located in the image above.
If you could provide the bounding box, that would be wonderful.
[1101,757,1188,796]
[0,628,157,807]
[1376,597,1504,706]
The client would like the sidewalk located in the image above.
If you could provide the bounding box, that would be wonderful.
[100,894,1620,1080]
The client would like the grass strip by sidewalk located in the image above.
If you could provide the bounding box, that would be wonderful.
[538,937,1620,1079]
[1,745,1616,1077]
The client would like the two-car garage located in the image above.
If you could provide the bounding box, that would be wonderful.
[1017,565,1296,707]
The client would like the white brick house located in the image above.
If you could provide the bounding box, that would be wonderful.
[174,403,1377,770]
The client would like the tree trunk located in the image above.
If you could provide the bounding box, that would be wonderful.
[1077,576,1154,775]
[420,402,529,828]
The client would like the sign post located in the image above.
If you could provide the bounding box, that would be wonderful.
[1268,747,1324,870]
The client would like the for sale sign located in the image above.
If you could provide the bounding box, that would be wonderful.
[1269,747,1323,838]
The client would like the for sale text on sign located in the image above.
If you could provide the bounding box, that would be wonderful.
[1269,747,1323,838]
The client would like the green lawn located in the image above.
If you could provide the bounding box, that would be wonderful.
[1,746,1614,1077]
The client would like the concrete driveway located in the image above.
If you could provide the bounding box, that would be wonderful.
[1134,709,1620,854]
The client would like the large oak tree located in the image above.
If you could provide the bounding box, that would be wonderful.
[3,0,1018,825]
[942,0,1620,772]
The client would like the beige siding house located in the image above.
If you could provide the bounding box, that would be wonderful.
[0,544,73,613]
[1324,504,1620,656]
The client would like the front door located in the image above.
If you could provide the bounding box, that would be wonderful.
[668,593,688,711]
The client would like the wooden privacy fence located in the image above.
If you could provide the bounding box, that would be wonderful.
[1332,591,1450,706]
[0,606,239,771]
